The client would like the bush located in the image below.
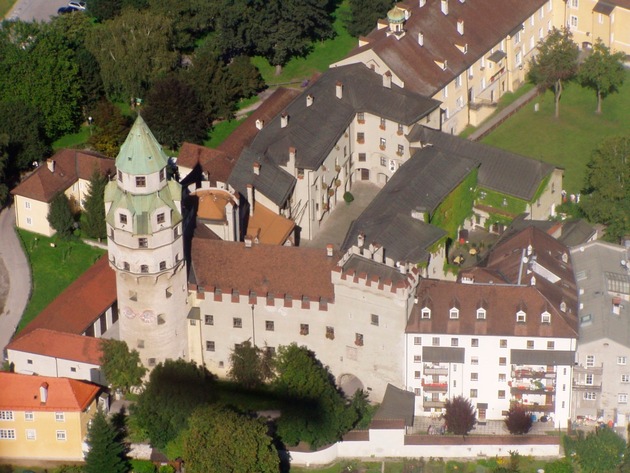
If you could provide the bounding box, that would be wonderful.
[130,459,156,473]
[504,403,533,435]
[343,191,354,203]
[443,396,476,436]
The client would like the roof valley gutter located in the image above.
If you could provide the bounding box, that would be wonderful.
[517,248,526,286]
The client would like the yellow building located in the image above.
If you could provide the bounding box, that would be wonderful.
[0,373,101,462]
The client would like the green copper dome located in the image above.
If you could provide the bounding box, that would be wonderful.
[116,115,169,175]
[387,6,406,23]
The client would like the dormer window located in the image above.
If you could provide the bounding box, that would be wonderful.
[516,310,526,323]
[119,213,127,225]
[157,213,165,224]
[449,307,459,319]
[560,301,567,312]
[541,311,551,324]
[476,308,486,320]
[136,176,146,187]
[421,307,431,319]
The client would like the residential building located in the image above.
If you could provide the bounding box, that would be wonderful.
[11,149,114,236]
[332,0,563,135]
[0,372,103,462]
[570,240,630,424]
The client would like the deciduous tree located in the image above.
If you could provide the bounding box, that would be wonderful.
[564,427,625,473]
[580,135,630,242]
[131,359,216,449]
[87,100,132,157]
[47,193,75,239]
[84,408,129,473]
[346,0,391,37]
[184,405,279,473]
[228,340,270,389]
[578,39,625,114]
[443,395,476,436]
[528,27,579,119]
[100,339,146,395]
[504,403,533,435]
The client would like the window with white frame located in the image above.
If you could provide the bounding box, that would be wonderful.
[516,310,526,322]
[569,15,578,28]
[414,355,422,363]
[622,374,630,383]
[471,338,479,347]
[499,373,507,382]
[476,308,486,319]
[514,30,522,44]
[56,430,67,441]
[570,0,578,7]
[421,307,431,319]
[0,429,15,440]
[586,355,595,367]
[443,86,449,98]
[619,356,627,365]
[414,336,422,345]
[55,412,65,422]
[547,341,555,350]
[414,388,421,396]
[619,393,628,404]
[25,201,31,209]
[541,312,551,324]
[456,96,464,109]
[585,374,594,385]
[449,308,459,319]
[25,429,36,440]
[583,392,597,400]
[24,412,34,421]
[455,74,462,88]
[432,337,440,346]
[471,356,479,365]
[539,27,544,39]
[0,411,14,421]
[451,338,459,347]
[529,36,535,51]
[515,51,522,66]
[414,371,421,379]
[379,138,386,150]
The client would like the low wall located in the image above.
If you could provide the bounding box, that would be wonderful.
[289,429,561,466]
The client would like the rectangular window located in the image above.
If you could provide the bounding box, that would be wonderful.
[414,355,422,363]
[527,340,535,349]
[205,315,214,325]
[619,393,628,404]
[265,320,274,331]
[159,261,166,271]
[414,336,422,345]
[397,123,404,134]
[371,314,379,326]
[56,430,67,441]
[583,392,597,400]
[498,390,506,399]
[0,411,14,421]
[25,429,36,440]
[471,338,479,347]
[157,213,165,224]
[455,74,462,88]
[414,388,421,396]
[380,156,387,166]
[357,112,365,123]
[300,324,309,336]
[397,144,404,156]
[159,168,166,182]
[0,429,16,440]
[26,217,32,225]
[357,132,365,143]
[586,355,595,367]
[135,176,146,187]
[355,333,364,346]
[516,312,526,322]
[619,356,627,365]
[471,373,478,381]
[585,374,594,385]
[470,389,478,398]
[123,262,130,271]
[137,339,144,349]
[499,373,507,382]
[206,341,215,352]
[326,326,335,340]
[138,238,148,248]
[569,15,578,28]
[471,356,479,365]
[119,213,127,225]
[358,153,366,162]
[547,341,555,350]
[233,318,242,329]
[380,117,386,129]
[379,138,386,150]
[55,412,65,422]
[414,371,421,379]
[24,412,34,422]
[499,357,507,366]
[622,375,630,383]
[432,337,440,346]
[500,339,507,348]
[451,338,459,347]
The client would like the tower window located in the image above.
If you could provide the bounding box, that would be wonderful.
[138,238,148,248]
[157,213,165,224]
[140,264,148,273]
[123,262,130,271]
[233,318,242,328]
[159,261,166,271]
[159,169,166,181]
[119,213,127,225]
[118,170,123,182]
[174,226,179,238]
[136,176,146,187]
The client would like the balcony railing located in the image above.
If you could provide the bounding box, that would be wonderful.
[422,382,448,392]
[512,368,556,379]
[511,386,555,395]
[573,365,604,375]
[572,381,602,391]
[522,403,555,413]
[423,400,446,408]
[424,365,448,376]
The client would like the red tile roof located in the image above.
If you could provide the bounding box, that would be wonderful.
[7,329,103,365]
[16,255,116,339]
[11,149,114,203]
[406,279,578,338]
[191,238,338,302]
[0,372,100,412]
[177,143,235,186]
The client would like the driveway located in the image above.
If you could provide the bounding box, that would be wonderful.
[5,0,69,22]
[0,206,31,358]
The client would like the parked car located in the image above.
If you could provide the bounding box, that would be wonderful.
[68,1,86,10]
[57,6,78,14]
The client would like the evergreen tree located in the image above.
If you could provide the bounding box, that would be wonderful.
[47,192,75,239]
[83,168,109,240]
[84,409,129,473]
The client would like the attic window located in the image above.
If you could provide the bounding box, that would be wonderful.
[136,176,146,187]
[449,307,459,319]
[516,310,526,323]
[541,311,551,324]
[476,308,486,320]
[119,213,127,225]
[421,307,431,319]
[560,301,567,312]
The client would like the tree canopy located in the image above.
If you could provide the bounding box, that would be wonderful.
[100,339,146,395]
[580,135,630,242]
[564,427,625,473]
[528,27,579,119]
[131,359,216,449]
[345,0,391,37]
[84,408,129,473]
[228,340,275,389]
[578,39,625,114]
[443,396,476,436]
[183,405,279,473]
[47,193,75,238]
[503,403,533,435]
[88,100,132,157]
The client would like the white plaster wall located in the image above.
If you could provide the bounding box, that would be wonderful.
[8,350,104,385]
[14,196,54,237]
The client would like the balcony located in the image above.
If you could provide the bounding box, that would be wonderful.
[512,368,556,379]
[511,385,555,395]
[424,365,448,376]
[522,403,555,413]
[423,400,446,408]
[422,382,448,392]
[572,381,602,391]
[573,365,603,375]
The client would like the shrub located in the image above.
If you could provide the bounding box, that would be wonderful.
[443,395,476,436]
[504,403,533,435]
[343,191,354,203]
[130,459,157,473]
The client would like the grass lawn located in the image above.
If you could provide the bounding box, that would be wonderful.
[52,125,91,151]
[16,230,105,333]
[481,71,630,194]
[0,0,15,18]
[251,1,356,85]
[203,116,248,148]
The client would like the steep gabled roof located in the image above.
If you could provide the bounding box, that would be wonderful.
[7,328,103,365]
[340,0,547,96]
[11,149,114,203]
[0,372,100,412]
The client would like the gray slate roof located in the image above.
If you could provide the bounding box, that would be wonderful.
[373,384,415,427]
[341,146,477,263]
[229,63,440,207]
[411,126,555,201]
[570,241,630,348]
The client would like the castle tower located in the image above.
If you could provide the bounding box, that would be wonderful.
[104,116,188,367]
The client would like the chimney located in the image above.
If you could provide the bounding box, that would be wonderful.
[326,244,334,257]
[418,32,424,46]
[441,0,448,15]
[383,71,392,89]
[253,162,260,175]
[46,159,55,173]
[255,119,264,130]
[457,19,464,35]
[419,0,426,6]
[357,232,365,247]
[289,147,296,163]
[335,81,343,99]
[40,382,49,404]
[244,236,252,248]
[280,113,288,128]
[246,184,254,216]
[306,94,314,107]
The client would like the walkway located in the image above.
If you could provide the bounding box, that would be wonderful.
[0,205,31,358]
[468,87,540,141]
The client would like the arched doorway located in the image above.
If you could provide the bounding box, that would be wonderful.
[338,373,364,397]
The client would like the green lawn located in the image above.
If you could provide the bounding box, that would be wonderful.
[52,125,91,151]
[0,0,15,18]
[481,72,630,194]
[16,230,105,333]
[251,1,357,85]
[203,116,248,148]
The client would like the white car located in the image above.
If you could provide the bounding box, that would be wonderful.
[68,1,86,10]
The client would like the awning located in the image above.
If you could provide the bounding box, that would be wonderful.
[488,50,507,63]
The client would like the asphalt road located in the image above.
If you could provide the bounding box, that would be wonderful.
[5,0,71,22]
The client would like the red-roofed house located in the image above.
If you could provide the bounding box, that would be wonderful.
[0,372,103,461]
[11,149,114,236]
